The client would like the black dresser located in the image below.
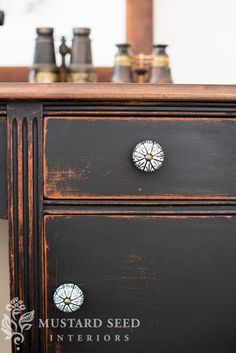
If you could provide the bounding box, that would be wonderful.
[1,83,236,353]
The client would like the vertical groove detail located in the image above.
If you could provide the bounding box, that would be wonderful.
[33,117,40,353]
[22,118,29,302]
[8,104,43,353]
[22,118,29,351]
[12,118,19,298]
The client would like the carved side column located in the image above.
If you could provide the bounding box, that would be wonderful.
[7,103,43,353]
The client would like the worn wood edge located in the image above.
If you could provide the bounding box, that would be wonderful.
[43,205,236,216]
[0,83,236,101]
[42,216,49,353]
[43,214,234,219]
[43,194,236,201]
[0,67,112,83]
[43,199,236,206]
[44,116,236,121]
[0,116,7,219]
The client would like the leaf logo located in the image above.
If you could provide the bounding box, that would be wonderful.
[1,298,34,351]
[1,313,14,340]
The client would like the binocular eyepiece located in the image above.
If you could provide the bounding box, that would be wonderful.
[0,11,5,26]
[29,27,97,83]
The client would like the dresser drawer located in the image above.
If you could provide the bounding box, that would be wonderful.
[44,117,236,200]
[44,214,236,353]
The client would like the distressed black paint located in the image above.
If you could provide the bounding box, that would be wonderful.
[2,84,236,353]
[45,215,236,353]
[44,118,236,199]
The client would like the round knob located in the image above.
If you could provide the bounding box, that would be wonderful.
[132,140,164,172]
[53,283,84,312]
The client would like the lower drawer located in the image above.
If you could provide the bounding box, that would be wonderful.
[44,214,236,353]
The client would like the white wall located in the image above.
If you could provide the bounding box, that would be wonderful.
[1,0,236,83]
[0,0,126,67]
[154,0,236,84]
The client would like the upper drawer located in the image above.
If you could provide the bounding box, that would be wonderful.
[44,117,236,200]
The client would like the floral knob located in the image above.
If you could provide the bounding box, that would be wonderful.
[132,140,164,172]
[53,283,84,312]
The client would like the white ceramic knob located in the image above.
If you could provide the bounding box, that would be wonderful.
[53,283,84,312]
[132,140,164,172]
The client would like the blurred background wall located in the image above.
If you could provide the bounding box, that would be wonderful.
[154,0,236,84]
[0,0,126,67]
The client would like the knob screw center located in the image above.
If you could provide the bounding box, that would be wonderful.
[145,154,153,161]
[132,140,164,172]
[64,298,72,305]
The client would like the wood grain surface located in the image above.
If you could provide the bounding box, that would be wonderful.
[0,83,235,101]
[0,67,112,83]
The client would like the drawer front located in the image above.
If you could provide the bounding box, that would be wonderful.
[44,215,236,353]
[44,117,236,200]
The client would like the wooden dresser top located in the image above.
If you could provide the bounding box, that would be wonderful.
[0,83,235,101]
